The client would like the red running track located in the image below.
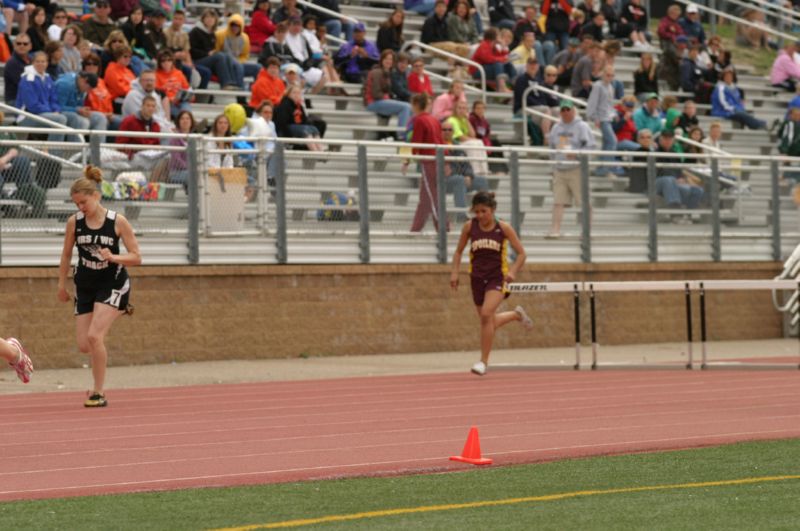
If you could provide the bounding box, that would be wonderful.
[1,370,799,501]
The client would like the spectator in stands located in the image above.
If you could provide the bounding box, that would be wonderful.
[258,22,297,67]
[677,100,699,135]
[250,56,286,108]
[778,106,800,183]
[101,30,145,77]
[512,57,547,144]
[215,14,257,88]
[541,0,572,52]
[121,6,157,62]
[406,0,436,17]
[552,36,580,88]
[510,31,538,75]
[272,0,305,25]
[488,0,516,30]
[678,3,705,46]
[44,41,64,80]
[82,53,120,129]
[600,39,625,99]
[311,0,354,41]
[104,46,137,100]
[392,52,411,102]
[626,128,652,194]
[587,64,623,176]
[167,110,195,189]
[512,6,555,65]
[55,71,109,134]
[408,56,434,96]
[364,50,412,139]
[547,99,595,239]
[421,1,449,44]
[0,111,46,217]
[284,16,326,93]
[147,9,168,53]
[580,11,604,43]
[334,23,379,83]
[633,52,658,102]
[447,98,490,178]
[3,1,32,39]
[570,41,602,98]
[166,10,208,90]
[409,92,444,232]
[661,95,682,138]
[274,84,325,151]
[122,69,172,133]
[15,51,72,142]
[576,0,598,20]
[613,95,639,151]
[302,16,342,87]
[469,100,499,163]
[440,123,489,219]
[432,79,467,121]
[82,0,117,48]
[600,0,622,39]
[59,25,84,75]
[471,28,515,93]
[446,1,479,49]
[207,114,235,170]
[735,7,768,49]
[246,0,275,52]
[681,45,713,103]
[657,4,684,50]
[377,8,405,53]
[659,34,688,91]
[190,8,241,90]
[27,7,49,52]
[117,94,162,164]
[155,49,191,119]
[654,130,703,218]
[770,41,800,92]
[633,93,663,136]
[568,9,585,39]
[618,0,649,48]
[711,68,766,130]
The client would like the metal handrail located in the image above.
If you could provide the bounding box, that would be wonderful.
[673,0,797,43]
[401,40,486,103]
[296,0,359,25]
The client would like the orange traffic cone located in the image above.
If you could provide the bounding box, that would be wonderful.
[449,426,493,465]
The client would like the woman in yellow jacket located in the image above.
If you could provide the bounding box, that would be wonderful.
[215,14,262,88]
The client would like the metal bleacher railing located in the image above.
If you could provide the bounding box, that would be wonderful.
[1,127,799,267]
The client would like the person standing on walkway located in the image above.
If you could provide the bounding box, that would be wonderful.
[410,93,445,232]
[57,166,142,408]
[450,191,533,376]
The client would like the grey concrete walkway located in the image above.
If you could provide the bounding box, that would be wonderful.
[2,339,797,395]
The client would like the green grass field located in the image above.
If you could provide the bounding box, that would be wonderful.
[2,438,800,530]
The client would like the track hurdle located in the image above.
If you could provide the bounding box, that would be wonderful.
[493,282,583,370]
[506,279,800,370]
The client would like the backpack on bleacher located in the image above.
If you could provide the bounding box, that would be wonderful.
[317,191,359,222]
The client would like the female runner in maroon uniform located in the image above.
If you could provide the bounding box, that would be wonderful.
[57,166,142,407]
[450,191,532,375]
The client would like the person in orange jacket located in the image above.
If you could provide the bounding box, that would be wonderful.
[249,56,286,108]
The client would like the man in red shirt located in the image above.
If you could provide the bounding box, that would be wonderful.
[116,95,162,168]
[410,93,444,232]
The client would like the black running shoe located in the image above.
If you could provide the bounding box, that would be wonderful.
[84,392,107,408]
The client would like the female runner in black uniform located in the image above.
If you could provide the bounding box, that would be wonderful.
[450,191,532,375]
[57,166,142,407]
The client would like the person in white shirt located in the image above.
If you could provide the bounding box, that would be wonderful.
[284,16,326,91]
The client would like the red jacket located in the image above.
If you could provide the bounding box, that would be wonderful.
[657,16,684,44]
[407,72,433,96]
[246,10,276,50]
[117,113,161,158]
[470,39,509,75]
[411,112,443,156]
[613,104,637,143]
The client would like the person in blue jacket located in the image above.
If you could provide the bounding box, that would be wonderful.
[16,51,75,142]
[711,67,766,130]
[55,71,112,137]
[334,23,379,83]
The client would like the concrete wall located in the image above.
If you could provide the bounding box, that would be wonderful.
[0,262,784,369]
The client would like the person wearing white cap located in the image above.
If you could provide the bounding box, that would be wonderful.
[679,3,706,46]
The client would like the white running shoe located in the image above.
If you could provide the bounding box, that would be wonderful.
[471,361,487,376]
[515,305,534,331]
[7,338,33,384]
